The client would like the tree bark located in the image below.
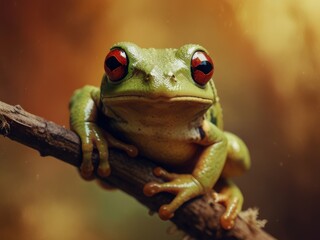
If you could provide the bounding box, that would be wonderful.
[0,100,276,240]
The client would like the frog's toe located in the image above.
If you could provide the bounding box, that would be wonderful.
[153,167,179,181]
[220,196,240,229]
[96,141,110,177]
[143,181,181,196]
[213,189,243,230]
[80,146,95,180]
[123,144,138,157]
[158,189,197,220]
[144,168,180,196]
[221,212,236,230]
[213,192,228,203]
[219,194,241,230]
[159,204,174,220]
[80,160,94,180]
[158,198,183,220]
[97,161,111,177]
[144,182,171,196]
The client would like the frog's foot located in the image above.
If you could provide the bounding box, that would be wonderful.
[143,167,204,220]
[79,124,109,179]
[79,124,138,179]
[213,181,243,230]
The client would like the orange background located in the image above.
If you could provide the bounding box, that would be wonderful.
[1,1,319,239]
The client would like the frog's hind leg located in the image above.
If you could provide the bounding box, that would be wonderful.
[222,132,250,178]
[214,132,250,229]
[214,179,243,230]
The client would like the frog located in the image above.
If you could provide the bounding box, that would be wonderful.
[69,42,250,230]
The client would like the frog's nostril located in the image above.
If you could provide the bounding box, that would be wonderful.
[164,72,176,83]
[145,74,152,81]
[170,74,176,82]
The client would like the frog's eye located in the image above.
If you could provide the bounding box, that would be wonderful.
[104,48,128,82]
[191,51,214,86]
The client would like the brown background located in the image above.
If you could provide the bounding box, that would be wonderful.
[1,1,319,239]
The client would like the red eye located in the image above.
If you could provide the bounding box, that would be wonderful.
[191,51,214,86]
[104,48,128,82]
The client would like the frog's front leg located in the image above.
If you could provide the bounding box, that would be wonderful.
[143,120,228,220]
[70,86,138,179]
[144,167,205,220]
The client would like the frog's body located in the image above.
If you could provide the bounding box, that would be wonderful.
[69,42,250,230]
[108,99,201,166]
[105,95,216,166]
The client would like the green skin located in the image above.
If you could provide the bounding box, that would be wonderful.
[69,42,250,230]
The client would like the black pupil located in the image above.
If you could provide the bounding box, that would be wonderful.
[105,56,122,71]
[196,61,213,74]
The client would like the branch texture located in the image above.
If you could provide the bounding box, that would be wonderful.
[0,100,276,240]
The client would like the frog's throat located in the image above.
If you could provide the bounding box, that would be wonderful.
[102,95,213,105]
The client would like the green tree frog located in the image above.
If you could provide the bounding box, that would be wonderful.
[69,42,250,230]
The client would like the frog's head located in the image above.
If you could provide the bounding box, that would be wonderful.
[100,42,218,122]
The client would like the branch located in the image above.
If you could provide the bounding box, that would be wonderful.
[0,100,275,240]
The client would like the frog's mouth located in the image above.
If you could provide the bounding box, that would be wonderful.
[102,95,212,125]
[102,95,213,105]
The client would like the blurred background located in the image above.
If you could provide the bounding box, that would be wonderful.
[1,0,319,239]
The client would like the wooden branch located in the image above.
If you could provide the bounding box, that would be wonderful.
[0,100,276,240]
